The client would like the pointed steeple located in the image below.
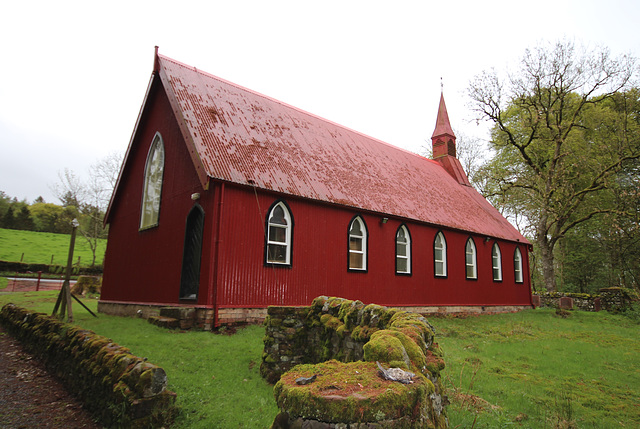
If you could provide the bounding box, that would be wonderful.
[431,92,456,158]
[432,92,455,139]
[430,91,470,186]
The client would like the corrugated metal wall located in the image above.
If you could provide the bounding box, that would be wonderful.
[213,183,532,309]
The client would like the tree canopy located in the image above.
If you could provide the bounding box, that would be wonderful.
[469,40,640,292]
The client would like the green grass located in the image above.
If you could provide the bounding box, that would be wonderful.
[429,310,640,428]
[0,292,638,428]
[0,228,106,267]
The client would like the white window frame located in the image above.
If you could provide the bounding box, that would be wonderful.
[395,225,411,275]
[434,231,447,277]
[140,132,165,230]
[348,216,367,271]
[266,201,292,266]
[465,237,477,280]
[492,242,503,282]
[514,247,524,283]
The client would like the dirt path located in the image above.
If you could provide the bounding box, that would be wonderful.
[0,325,101,428]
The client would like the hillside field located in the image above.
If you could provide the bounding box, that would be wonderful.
[0,228,107,267]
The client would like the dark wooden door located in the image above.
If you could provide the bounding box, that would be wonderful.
[180,205,204,300]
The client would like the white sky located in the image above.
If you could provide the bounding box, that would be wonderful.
[1,0,638,203]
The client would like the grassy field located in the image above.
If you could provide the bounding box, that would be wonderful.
[0,228,107,267]
[0,292,638,428]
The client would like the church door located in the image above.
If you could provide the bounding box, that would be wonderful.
[180,204,204,300]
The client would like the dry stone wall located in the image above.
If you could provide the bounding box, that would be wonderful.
[533,287,638,312]
[0,304,177,428]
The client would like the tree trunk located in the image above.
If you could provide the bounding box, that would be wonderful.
[536,234,557,292]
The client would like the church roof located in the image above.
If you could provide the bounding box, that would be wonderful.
[114,51,528,243]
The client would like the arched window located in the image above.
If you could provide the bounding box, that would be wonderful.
[492,242,502,282]
[140,133,165,229]
[434,231,447,277]
[465,237,477,280]
[266,201,293,266]
[348,216,367,271]
[396,225,411,275]
[514,247,524,283]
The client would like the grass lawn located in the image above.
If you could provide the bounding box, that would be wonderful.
[0,228,107,267]
[0,291,638,428]
[429,310,640,428]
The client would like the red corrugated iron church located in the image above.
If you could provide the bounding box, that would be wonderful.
[99,48,533,327]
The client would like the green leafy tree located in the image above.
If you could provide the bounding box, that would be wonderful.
[29,202,77,234]
[468,40,639,291]
[0,191,10,225]
[2,205,15,229]
[14,205,35,231]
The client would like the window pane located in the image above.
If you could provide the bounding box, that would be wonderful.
[466,252,473,266]
[350,220,362,235]
[396,243,406,257]
[397,258,408,273]
[434,248,443,261]
[269,206,287,225]
[350,252,363,269]
[269,225,286,243]
[349,237,362,251]
[466,265,475,278]
[435,261,444,276]
[268,244,287,263]
[397,228,405,241]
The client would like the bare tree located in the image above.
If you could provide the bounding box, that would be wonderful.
[52,152,124,266]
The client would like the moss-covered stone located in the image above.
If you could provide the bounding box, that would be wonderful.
[275,360,430,424]
[261,297,448,428]
[363,330,410,368]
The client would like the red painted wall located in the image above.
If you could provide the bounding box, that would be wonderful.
[102,79,214,305]
[214,184,532,309]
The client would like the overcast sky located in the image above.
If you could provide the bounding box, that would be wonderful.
[1,0,639,204]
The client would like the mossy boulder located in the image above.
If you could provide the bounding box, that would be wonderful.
[71,275,102,295]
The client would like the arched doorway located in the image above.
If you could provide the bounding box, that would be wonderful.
[180,204,204,300]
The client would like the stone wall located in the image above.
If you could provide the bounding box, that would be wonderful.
[533,287,638,312]
[262,296,448,428]
[0,304,177,428]
[599,287,639,312]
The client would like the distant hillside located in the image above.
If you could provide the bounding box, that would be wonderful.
[0,228,107,267]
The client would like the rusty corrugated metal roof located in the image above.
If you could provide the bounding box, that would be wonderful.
[156,53,527,243]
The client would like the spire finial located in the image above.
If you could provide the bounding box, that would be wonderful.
[440,77,443,93]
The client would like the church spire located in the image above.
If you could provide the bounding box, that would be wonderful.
[431,91,456,158]
[430,91,470,186]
